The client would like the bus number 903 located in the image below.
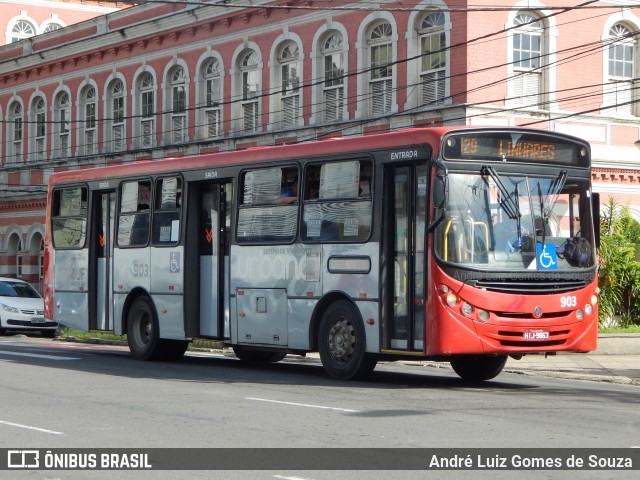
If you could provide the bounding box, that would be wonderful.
[132,263,149,277]
[560,296,577,308]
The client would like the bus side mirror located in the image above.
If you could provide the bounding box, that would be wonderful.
[428,174,446,233]
[592,192,600,250]
[433,175,445,209]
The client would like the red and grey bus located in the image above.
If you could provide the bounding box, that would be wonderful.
[44,127,599,381]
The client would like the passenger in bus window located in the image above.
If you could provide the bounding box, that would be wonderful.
[277,176,298,204]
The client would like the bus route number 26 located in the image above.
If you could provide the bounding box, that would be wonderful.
[560,295,577,308]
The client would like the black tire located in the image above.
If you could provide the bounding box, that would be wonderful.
[161,339,189,361]
[127,296,161,361]
[318,300,377,380]
[232,346,287,363]
[41,329,57,338]
[450,354,508,381]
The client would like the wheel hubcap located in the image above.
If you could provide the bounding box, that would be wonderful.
[327,319,355,364]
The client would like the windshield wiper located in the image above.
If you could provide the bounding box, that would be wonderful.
[482,166,521,220]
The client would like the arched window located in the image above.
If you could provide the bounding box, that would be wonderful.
[108,79,126,152]
[81,86,97,155]
[511,13,545,107]
[202,59,222,138]
[605,23,636,115]
[138,72,155,148]
[54,92,70,158]
[278,42,301,128]
[43,23,62,33]
[7,102,23,163]
[169,67,187,143]
[419,11,446,106]
[240,51,260,133]
[322,32,345,122]
[10,20,35,43]
[368,22,393,116]
[31,97,47,161]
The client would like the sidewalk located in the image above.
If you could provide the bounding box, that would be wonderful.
[501,334,640,386]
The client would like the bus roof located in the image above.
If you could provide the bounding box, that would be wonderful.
[47,126,582,185]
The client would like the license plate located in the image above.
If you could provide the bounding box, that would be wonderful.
[31,317,45,324]
[523,329,549,340]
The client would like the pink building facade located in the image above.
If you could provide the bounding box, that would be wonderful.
[0,0,638,289]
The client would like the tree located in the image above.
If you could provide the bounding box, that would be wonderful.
[597,197,640,327]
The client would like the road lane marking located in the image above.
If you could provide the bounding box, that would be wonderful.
[0,350,80,361]
[246,397,359,413]
[0,421,64,436]
[273,476,315,480]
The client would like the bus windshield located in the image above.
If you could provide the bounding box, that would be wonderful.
[435,171,594,271]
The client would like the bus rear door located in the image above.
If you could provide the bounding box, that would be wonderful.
[184,181,231,339]
[89,190,116,331]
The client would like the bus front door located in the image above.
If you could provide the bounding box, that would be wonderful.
[190,182,231,339]
[383,164,428,352]
[90,190,116,331]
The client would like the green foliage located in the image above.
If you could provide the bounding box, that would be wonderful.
[598,197,640,327]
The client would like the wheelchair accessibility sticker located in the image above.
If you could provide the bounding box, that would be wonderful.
[537,243,558,270]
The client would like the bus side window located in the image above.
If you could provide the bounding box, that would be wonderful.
[51,186,88,248]
[152,177,181,245]
[237,166,298,243]
[118,180,151,247]
[302,160,372,242]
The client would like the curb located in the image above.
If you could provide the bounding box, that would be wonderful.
[56,334,640,355]
[594,334,640,355]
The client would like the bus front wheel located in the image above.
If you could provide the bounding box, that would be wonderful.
[318,300,377,380]
[450,354,508,381]
[127,296,162,361]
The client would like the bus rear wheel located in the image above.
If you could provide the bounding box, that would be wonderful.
[127,296,161,360]
[450,354,508,381]
[127,297,188,361]
[232,346,287,363]
[318,300,377,380]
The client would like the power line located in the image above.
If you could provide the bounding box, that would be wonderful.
[1,0,637,161]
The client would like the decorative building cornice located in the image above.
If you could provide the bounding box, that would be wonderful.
[592,167,640,183]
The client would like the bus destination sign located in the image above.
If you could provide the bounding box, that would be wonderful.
[443,131,589,167]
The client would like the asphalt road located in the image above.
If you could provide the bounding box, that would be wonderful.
[1,335,639,480]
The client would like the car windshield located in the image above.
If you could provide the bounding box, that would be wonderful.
[434,171,595,271]
[0,281,41,298]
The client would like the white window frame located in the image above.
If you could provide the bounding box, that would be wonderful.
[240,51,260,134]
[604,22,637,116]
[54,91,71,159]
[355,13,398,120]
[419,11,447,107]
[7,101,23,163]
[31,96,47,161]
[168,66,188,144]
[201,58,223,139]
[322,32,345,123]
[138,72,156,149]
[108,79,126,152]
[81,86,97,156]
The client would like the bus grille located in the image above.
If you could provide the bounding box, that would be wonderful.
[469,280,587,295]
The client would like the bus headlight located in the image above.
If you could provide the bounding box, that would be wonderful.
[585,304,593,315]
[461,302,473,317]
[446,292,458,307]
[576,309,584,320]
[591,294,598,306]
[478,309,490,323]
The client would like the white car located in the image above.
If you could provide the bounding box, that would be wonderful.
[0,277,56,337]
